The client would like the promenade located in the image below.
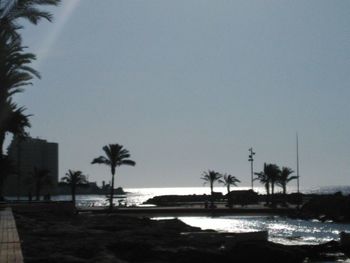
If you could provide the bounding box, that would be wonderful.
[0,208,23,263]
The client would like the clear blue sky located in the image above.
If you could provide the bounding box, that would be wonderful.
[12,0,350,188]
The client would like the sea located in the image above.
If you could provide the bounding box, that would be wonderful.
[49,186,350,246]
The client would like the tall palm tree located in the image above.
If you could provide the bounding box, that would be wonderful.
[277,167,297,195]
[0,0,61,40]
[254,163,271,205]
[31,167,51,201]
[219,174,240,194]
[0,33,37,155]
[0,35,40,97]
[61,170,88,206]
[0,0,59,154]
[92,144,136,210]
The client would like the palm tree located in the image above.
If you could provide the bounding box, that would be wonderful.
[31,167,52,201]
[201,170,222,208]
[0,0,59,154]
[91,144,136,210]
[0,33,37,155]
[0,35,40,97]
[254,165,270,205]
[61,170,88,206]
[0,0,61,40]
[219,174,240,194]
[277,167,297,195]
[0,99,31,155]
[201,170,222,195]
[264,163,281,197]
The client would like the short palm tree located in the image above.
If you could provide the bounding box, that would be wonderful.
[201,170,222,195]
[61,170,88,206]
[201,170,222,208]
[219,174,240,194]
[277,167,297,195]
[31,167,52,201]
[264,163,281,196]
[92,144,135,210]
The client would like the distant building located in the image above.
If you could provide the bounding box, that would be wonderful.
[6,136,59,196]
[227,189,259,207]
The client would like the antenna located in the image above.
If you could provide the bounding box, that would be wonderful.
[296,133,300,194]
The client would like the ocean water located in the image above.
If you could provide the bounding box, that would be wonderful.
[58,185,350,207]
[49,186,350,246]
[155,215,350,245]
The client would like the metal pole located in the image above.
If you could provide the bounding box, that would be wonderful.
[248,148,255,190]
[296,133,300,194]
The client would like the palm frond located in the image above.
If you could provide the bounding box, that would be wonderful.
[91,156,110,165]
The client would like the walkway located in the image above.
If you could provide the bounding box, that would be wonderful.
[0,208,23,263]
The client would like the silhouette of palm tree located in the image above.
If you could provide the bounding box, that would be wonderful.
[0,0,59,154]
[0,0,61,40]
[201,170,222,195]
[92,144,135,210]
[0,100,31,155]
[264,163,281,197]
[254,163,270,205]
[0,36,36,155]
[61,170,88,206]
[30,167,52,201]
[277,167,297,195]
[201,170,222,208]
[219,174,240,194]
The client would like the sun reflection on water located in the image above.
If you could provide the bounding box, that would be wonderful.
[154,216,350,245]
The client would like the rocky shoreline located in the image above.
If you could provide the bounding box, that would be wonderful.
[145,191,350,223]
[14,209,350,263]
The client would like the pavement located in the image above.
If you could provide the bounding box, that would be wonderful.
[0,208,23,263]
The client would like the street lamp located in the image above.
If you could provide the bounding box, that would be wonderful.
[248,147,255,190]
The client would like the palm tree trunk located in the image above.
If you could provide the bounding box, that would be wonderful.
[265,183,270,205]
[0,176,4,200]
[210,182,214,208]
[271,182,275,206]
[110,168,115,210]
[0,132,5,157]
[227,185,230,194]
[283,184,287,206]
[72,185,76,207]
[36,184,40,201]
[271,182,274,196]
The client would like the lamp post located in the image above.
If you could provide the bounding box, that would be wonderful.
[248,147,255,190]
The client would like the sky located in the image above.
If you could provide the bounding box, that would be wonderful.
[10,0,350,188]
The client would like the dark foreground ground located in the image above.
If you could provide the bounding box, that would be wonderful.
[14,210,350,263]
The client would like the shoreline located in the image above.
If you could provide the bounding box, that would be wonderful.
[13,206,350,263]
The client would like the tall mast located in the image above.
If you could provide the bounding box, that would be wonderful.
[296,133,300,194]
[248,147,255,190]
